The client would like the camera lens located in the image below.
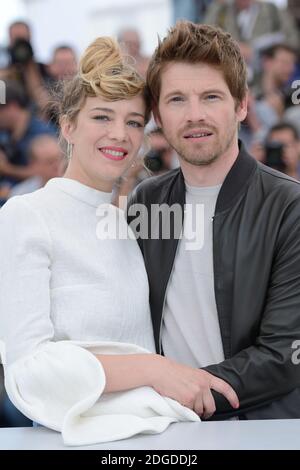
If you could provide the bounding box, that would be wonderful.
[10,39,33,65]
[144,150,163,172]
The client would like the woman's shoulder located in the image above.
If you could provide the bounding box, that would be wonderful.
[1,182,60,217]
[0,184,59,243]
[0,188,56,259]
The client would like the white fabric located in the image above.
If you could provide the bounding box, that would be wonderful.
[9,176,43,197]
[162,183,225,368]
[0,177,199,446]
[236,4,259,41]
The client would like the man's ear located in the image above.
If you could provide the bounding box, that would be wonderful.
[237,92,249,123]
[60,116,74,144]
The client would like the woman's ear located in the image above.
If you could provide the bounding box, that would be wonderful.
[60,116,74,144]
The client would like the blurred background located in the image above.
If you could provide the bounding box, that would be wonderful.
[0,0,171,66]
[0,0,300,427]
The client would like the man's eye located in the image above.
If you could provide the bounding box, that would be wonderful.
[128,121,144,128]
[206,95,219,101]
[169,96,184,102]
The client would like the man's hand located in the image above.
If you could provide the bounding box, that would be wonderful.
[151,356,239,419]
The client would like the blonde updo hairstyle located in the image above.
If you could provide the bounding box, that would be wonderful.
[52,37,151,155]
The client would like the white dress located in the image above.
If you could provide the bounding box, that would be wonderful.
[0,178,199,446]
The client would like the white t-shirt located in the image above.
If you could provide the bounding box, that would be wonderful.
[162,182,225,368]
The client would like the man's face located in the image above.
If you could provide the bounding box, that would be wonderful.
[269,128,300,172]
[9,24,30,46]
[120,31,140,57]
[269,49,296,86]
[31,140,63,181]
[50,49,77,80]
[155,62,247,168]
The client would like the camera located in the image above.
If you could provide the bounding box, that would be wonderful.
[144,149,164,173]
[264,141,286,172]
[9,39,33,66]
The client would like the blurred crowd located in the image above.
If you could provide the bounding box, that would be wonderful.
[0,0,300,426]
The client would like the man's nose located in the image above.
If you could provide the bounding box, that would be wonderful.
[185,98,207,122]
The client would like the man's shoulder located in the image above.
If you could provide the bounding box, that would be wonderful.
[256,162,300,206]
[258,162,300,190]
[129,169,181,204]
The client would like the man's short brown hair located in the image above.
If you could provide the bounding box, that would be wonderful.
[147,21,248,105]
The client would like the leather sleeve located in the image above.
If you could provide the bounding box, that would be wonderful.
[203,197,300,418]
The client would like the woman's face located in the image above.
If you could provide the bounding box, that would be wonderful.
[63,95,146,191]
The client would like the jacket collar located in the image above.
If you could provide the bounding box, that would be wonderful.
[175,140,257,213]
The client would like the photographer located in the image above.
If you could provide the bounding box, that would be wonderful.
[262,122,300,179]
[254,44,297,105]
[47,45,77,82]
[8,135,64,198]
[0,21,51,114]
[142,128,178,174]
[113,127,179,207]
[0,80,57,196]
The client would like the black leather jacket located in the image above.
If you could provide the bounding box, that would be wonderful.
[127,144,300,419]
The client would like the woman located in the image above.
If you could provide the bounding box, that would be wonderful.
[0,37,199,446]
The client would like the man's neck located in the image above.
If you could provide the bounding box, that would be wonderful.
[11,109,31,142]
[180,141,240,187]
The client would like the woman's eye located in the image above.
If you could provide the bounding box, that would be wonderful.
[128,121,143,128]
[93,115,110,121]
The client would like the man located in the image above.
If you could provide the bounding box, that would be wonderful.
[204,0,299,86]
[127,21,300,420]
[254,44,297,102]
[9,135,63,197]
[264,122,300,180]
[204,0,299,50]
[117,29,149,78]
[0,80,56,187]
[0,21,50,112]
[48,45,77,82]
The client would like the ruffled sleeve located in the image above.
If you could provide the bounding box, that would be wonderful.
[4,340,199,446]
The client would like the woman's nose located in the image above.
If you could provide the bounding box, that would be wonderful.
[108,121,128,141]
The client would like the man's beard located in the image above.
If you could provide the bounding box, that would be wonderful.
[179,146,220,166]
[167,124,237,167]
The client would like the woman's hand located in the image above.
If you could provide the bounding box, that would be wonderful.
[97,353,239,419]
[151,355,239,419]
